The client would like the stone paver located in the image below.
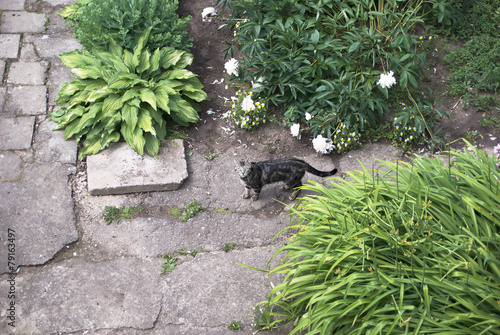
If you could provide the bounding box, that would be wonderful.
[47,58,74,106]
[5,86,47,116]
[33,117,77,164]
[0,0,25,10]
[0,87,6,111]
[0,163,77,273]
[7,61,48,85]
[0,151,22,181]
[86,140,188,195]
[0,117,35,150]
[0,11,46,33]
[24,35,82,59]
[0,34,21,58]
[0,258,162,334]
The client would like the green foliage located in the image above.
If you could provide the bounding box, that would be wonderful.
[103,204,143,224]
[257,143,500,334]
[180,200,203,222]
[160,253,177,275]
[227,321,243,331]
[51,29,207,160]
[59,0,192,52]
[220,0,447,153]
[223,242,236,252]
[441,0,500,39]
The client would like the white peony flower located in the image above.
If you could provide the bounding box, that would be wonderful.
[290,123,300,137]
[202,7,216,22]
[251,76,265,88]
[305,112,312,121]
[312,135,335,154]
[241,95,255,111]
[224,58,239,76]
[377,70,397,89]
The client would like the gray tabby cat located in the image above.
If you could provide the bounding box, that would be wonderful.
[234,157,338,201]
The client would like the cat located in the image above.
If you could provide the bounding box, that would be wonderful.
[234,157,338,201]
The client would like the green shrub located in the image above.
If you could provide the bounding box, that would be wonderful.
[59,0,192,52]
[219,0,447,153]
[256,143,500,334]
[51,29,207,159]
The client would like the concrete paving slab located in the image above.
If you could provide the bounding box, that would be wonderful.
[162,246,281,329]
[33,117,77,164]
[46,10,76,35]
[0,0,25,10]
[0,258,162,334]
[0,117,35,150]
[7,61,48,85]
[0,11,46,33]
[0,34,21,58]
[84,212,286,258]
[5,86,47,116]
[0,151,22,181]
[44,0,79,6]
[0,60,5,78]
[20,41,41,61]
[25,34,82,59]
[0,86,6,111]
[0,163,77,273]
[87,140,188,195]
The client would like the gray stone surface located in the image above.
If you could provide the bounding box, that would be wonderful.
[33,117,77,164]
[0,60,5,77]
[0,163,78,273]
[47,58,74,106]
[162,247,281,328]
[0,117,35,150]
[0,11,46,33]
[0,87,6,111]
[0,258,162,334]
[44,0,78,6]
[0,0,25,10]
[7,61,48,85]
[85,213,286,257]
[0,34,21,58]
[0,151,22,181]
[25,35,82,58]
[87,140,189,195]
[5,86,47,116]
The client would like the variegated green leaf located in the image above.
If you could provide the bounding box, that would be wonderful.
[102,94,124,115]
[144,132,160,156]
[139,88,157,110]
[148,48,161,74]
[154,80,178,95]
[56,80,87,102]
[182,89,208,102]
[121,122,145,155]
[59,50,101,68]
[108,73,144,90]
[164,69,196,80]
[154,88,170,113]
[132,27,152,70]
[137,109,156,136]
[108,39,123,58]
[137,50,150,74]
[176,52,193,69]
[122,88,140,103]
[71,66,102,79]
[160,48,185,69]
[121,103,139,130]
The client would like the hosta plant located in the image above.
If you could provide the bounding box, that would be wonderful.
[51,29,207,160]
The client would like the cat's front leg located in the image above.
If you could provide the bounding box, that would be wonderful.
[251,188,261,201]
[242,186,252,199]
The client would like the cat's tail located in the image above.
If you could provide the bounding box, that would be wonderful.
[307,164,338,177]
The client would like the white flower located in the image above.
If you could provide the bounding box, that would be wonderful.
[377,71,397,89]
[224,58,239,76]
[305,112,312,121]
[312,135,335,154]
[251,76,265,88]
[290,123,300,137]
[241,95,255,111]
[202,7,216,22]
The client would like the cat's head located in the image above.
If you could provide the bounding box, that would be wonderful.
[234,159,252,180]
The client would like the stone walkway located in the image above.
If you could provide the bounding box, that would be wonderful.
[0,1,497,335]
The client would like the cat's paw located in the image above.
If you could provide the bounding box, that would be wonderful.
[242,193,250,199]
[251,195,259,201]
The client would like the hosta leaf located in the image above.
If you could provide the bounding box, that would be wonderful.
[108,73,144,90]
[122,88,140,103]
[147,106,164,125]
[96,51,128,73]
[123,49,136,70]
[71,66,102,79]
[102,94,124,115]
[83,79,107,92]
[164,69,196,80]
[154,87,171,113]
[160,48,185,69]
[144,132,160,156]
[57,80,87,100]
[137,108,156,136]
[182,89,208,102]
[154,119,167,141]
[148,48,161,74]
[59,50,101,69]
[132,27,152,70]
[168,97,200,124]
[64,103,103,139]
[108,39,123,58]
[64,118,83,140]
[176,52,193,69]
[121,122,145,155]
[52,105,86,128]
[122,103,139,130]
[137,50,151,74]
[154,80,181,93]
[103,112,122,131]
[183,77,204,90]
[86,86,111,103]
[139,88,157,110]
